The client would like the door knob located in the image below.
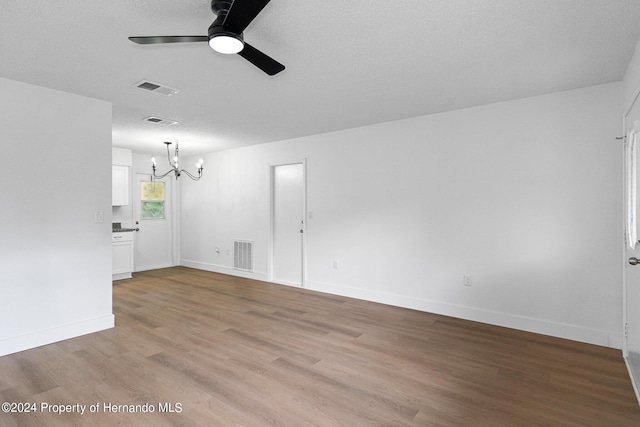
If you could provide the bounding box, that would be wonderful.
[629,257,640,265]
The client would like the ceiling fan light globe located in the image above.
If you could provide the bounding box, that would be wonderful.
[209,35,244,54]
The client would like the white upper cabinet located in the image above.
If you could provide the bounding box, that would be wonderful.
[112,147,132,206]
[112,165,129,206]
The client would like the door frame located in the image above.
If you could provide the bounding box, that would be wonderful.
[624,85,640,356]
[622,81,640,405]
[268,159,307,287]
[133,170,179,271]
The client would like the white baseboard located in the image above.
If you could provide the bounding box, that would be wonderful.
[625,354,640,406]
[180,259,269,282]
[0,314,115,357]
[303,279,622,349]
[134,263,174,273]
[112,272,132,281]
[272,280,303,288]
[177,262,621,349]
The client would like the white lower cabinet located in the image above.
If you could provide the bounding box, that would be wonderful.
[112,232,134,280]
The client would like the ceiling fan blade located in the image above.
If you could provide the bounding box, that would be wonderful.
[129,36,208,44]
[238,42,285,76]
[223,0,272,34]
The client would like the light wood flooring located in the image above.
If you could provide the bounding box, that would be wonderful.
[1,266,640,426]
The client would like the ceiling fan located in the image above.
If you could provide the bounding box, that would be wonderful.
[129,0,285,76]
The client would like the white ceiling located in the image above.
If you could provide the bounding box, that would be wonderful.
[2,0,640,156]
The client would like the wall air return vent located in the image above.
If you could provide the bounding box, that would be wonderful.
[133,80,180,96]
[143,116,178,126]
[233,240,253,272]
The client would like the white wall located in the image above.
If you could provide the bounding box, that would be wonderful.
[0,77,114,356]
[624,39,640,110]
[181,82,622,348]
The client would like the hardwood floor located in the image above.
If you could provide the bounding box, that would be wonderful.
[1,266,640,426]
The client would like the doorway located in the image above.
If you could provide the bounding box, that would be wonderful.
[134,173,174,271]
[271,162,305,287]
[624,89,640,400]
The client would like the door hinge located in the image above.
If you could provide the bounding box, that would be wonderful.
[625,322,629,338]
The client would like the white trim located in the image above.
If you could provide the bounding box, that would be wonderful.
[304,279,622,349]
[623,114,629,356]
[179,260,624,348]
[173,170,181,267]
[271,280,305,288]
[0,315,114,357]
[180,259,269,282]
[112,272,133,281]
[623,80,640,397]
[626,130,637,252]
[268,159,307,287]
[134,263,175,272]
[625,354,640,406]
[132,172,176,272]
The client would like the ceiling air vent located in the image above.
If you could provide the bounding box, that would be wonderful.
[143,116,178,126]
[133,80,180,96]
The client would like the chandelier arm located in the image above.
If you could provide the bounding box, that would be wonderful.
[180,169,202,181]
[153,168,176,180]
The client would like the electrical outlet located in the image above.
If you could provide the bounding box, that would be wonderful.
[463,274,472,286]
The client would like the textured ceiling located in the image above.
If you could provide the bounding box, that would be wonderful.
[2,0,640,156]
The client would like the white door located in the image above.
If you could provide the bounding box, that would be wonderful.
[272,163,305,287]
[134,173,173,271]
[624,91,640,394]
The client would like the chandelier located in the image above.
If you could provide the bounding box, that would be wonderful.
[151,142,204,181]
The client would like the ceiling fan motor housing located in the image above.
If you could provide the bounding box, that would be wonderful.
[208,16,244,41]
[208,0,244,52]
[210,0,233,16]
